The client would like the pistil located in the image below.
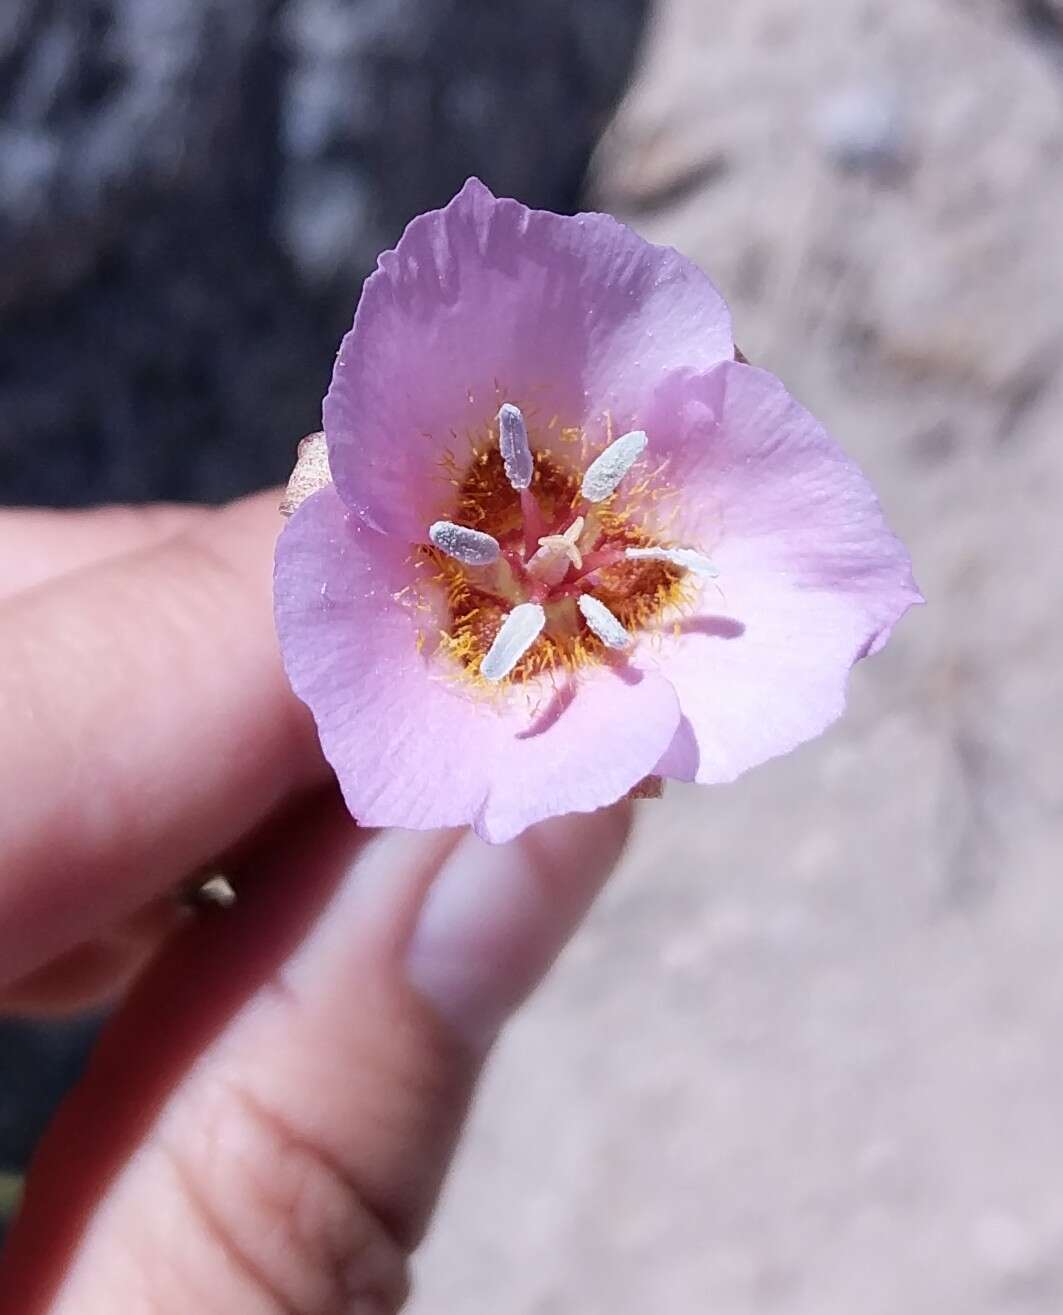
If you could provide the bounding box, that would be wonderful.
[526,516,586,589]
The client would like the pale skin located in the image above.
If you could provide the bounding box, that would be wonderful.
[0,490,632,1314]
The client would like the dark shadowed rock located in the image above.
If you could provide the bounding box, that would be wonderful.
[0,0,649,506]
[0,1017,101,1171]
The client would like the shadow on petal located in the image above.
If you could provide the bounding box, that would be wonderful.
[513,654,650,742]
[673,615,746,639]
[516,682,577,740]
[606,657,646,687]
[654,715,701,780]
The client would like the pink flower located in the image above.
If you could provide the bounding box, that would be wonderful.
[274,179,921,843]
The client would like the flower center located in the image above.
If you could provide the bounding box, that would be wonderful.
[418,403,718,685]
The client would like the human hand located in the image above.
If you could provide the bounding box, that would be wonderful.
[0,491,631,1313]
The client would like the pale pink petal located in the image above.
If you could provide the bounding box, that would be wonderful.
[323,177,733,539]
[633,361,922,783]
[274,487,681,842]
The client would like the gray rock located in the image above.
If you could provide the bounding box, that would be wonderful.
[814,84,909,174]
[0,0,649,506]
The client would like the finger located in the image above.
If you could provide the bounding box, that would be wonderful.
[1,794,632,1315]
[0,503,207,601]
[0,490,326,989]
[0,898,183,1015]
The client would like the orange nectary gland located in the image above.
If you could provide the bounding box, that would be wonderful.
[428,446,685,683]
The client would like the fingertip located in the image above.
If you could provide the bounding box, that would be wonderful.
[519,799,635,902]
[406,802,633,1047]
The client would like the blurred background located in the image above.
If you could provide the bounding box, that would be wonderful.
[2,0,1063,1311]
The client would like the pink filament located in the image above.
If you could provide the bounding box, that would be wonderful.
[519,487,547,558]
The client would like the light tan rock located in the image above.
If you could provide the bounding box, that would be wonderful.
[412,4,1063,1312]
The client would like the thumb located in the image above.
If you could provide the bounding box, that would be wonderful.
[1,791,631,1315]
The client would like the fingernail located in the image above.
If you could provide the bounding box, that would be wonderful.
[405,807,631,1047]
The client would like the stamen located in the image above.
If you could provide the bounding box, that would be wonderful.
[428,520,501,566]
[519,487,547,558]
[565,545,625,583]
[581,430,648,503]
[481,602,547,681]
[577,594,632,650]
[625,546,720,577]
[498,403,534,491]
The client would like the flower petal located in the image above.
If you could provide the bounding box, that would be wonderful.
[635,360,922,783]
[274,487,681,842]
[323,177,733,539]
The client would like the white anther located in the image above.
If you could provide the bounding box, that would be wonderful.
[625,546,720,577]
[498,402,534,491]
[581,430,648,503]
[428,520,501,566]
[481,602,547,681]
[577,594,632,650]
